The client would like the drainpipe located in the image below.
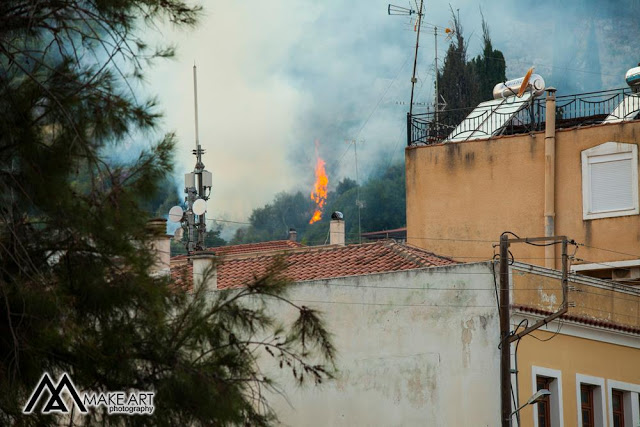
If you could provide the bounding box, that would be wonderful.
[544,88,557,269]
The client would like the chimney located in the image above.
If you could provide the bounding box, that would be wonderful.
[329,211,345,246]
[146,218,171,276]
[192,252,217,291]
[288,227,297,242]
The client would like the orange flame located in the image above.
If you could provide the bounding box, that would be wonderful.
[309,144,328,224]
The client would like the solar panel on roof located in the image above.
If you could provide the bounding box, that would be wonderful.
[604,93,640,123]
[445,92,533,143]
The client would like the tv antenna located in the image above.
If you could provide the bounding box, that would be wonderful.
[388,3,451,119]
[168,64,213,253]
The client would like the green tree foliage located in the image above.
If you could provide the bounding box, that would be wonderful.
[234,163,406,245]
[230,192,315,244]
[437,9,506,126]
[0,1,334,425]
[437,8,478,126]
[470,14,507,103]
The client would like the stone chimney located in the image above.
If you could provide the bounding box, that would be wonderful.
[288,227,297,242]
[146,218,171,276]
[192,252,217,291]
[329,211,345,246]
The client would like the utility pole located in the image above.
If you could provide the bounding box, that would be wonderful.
[346,139,364,243]
[434,26,439,130]
[499,234,511,427]
[498,234,572,426]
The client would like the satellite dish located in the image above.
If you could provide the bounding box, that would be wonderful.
[517,67,535,98]
[168,206,184,222]
[193,199,207,215]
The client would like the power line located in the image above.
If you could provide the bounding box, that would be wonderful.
[206,218,251,225]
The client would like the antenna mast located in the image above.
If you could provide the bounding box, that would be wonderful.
[175,64,213,253]
[409,0,424,117]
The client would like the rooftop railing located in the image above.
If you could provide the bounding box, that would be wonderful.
[407,87,639,146]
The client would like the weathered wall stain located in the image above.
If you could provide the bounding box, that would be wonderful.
[461,318,476,368]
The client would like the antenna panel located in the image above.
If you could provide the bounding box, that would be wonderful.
[168,206,184,222]
[185,173,195,188]
[193,199,207,215]
[202,170,212,187]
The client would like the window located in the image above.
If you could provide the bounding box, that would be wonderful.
[612,390,625,427]
[538,376,553,427]
[532,366,564,427]
[581,385,595,427]
[581,142,639,220]
[607,379,640,427]
[576,374,606,427]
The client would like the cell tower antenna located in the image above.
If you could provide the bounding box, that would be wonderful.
[169,63,213,253]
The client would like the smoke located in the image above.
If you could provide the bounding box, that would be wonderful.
[145,0,640,223]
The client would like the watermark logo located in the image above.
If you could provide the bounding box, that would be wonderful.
[23,372,154,416]
[23,373,86,414]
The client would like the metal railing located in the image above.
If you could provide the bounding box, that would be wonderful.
[407,87,639,146]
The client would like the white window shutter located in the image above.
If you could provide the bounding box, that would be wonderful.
[590,158,633,212]
[581,142,639,220]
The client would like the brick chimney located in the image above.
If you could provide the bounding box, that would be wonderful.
[288,227,297,242]
[146,218,171,276]
[329,211,345,246]
[191,252,217,291]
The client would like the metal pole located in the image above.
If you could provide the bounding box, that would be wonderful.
[500,234,512,427]
[434,27,439,131]
[354,140,362,244]
[409,0,424,118]
[544,88,557,269]
[193,64,206,250]
[193,64,200,156]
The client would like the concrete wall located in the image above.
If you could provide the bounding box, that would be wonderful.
[406,121,640,267]
[263,263,501,426]
[512,263,640,328]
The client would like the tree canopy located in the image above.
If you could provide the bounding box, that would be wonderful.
[437,9,506,126]
[0,1,334,425]
[232,162,406,246]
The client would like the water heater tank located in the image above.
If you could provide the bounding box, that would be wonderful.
[493,74,545,99]
[625,66,640,89]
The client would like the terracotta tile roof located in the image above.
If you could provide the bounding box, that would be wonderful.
[208,240,304,256]
[513,304,640,335]
[170,240,455,290]
[170,240,304,261]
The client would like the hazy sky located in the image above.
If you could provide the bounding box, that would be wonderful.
[145,0,638,229]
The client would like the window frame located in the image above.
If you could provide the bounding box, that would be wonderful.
[538,376,553,427]
[581,385,595,426]
[607,380,640,427]
[532,366,564,427]
[612,389,625,427]
[576,374,606,427]
[581,142,639,220]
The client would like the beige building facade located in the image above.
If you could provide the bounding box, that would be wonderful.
[511,262,640,426]
[406,119,640,281]
[405,88,640,425]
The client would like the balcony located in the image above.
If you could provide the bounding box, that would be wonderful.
[407,87,640,146]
